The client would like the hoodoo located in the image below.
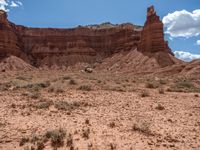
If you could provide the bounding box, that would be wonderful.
[139,6,173,55]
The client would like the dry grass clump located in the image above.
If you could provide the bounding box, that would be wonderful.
[19,128,67,149]
[48,83,65,93]
[132,121,152,136]
[146,82,159,89]
[45,128,66,147]
[168,79,200,93]
[29,91,41,99]
[35,101,53,109]
[54,100,82,111]
[78,85,92,91]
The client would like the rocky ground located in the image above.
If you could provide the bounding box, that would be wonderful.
[0,70,199,150]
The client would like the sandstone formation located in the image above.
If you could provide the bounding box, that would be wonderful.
[0,6,178,69]
[0,10,22,58]
[139,6,173,55]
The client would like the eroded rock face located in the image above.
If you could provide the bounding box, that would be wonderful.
[0,10,22,59]
[0,6,174,68]
[139,6,173,55]
[15,23,141,66]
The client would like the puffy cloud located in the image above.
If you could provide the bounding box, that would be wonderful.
[163,9,200,38]
[0,0,8,11]
[0,0,22,11]
[197,40,200,46]
[174,51,200,62]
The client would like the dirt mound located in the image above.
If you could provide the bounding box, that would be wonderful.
[96,49,182,74]
[0,56,35,71]
[180,59,200,76]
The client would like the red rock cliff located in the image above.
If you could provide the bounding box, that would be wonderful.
[14,24,141,66]
[0,6,175,68]
[0,10,23,58]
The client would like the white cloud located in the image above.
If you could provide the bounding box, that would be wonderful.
[10,1,18,7]
[197,40,200,46]
[163,9,200,38]
[0,0,22,11]
[174,51,200,62]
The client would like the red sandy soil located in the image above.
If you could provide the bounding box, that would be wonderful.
[0,70,199,150]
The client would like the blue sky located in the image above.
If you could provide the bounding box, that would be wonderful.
[1,0,200,61]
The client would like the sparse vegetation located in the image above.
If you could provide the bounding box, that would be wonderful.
[168,79,200,93]
[66,134,73,147]
[69,79,77,85]
[45,128,66,147]
[109,143,117,150]
[54,100,81,111]
[159,79,167,85]
[62,76,71,80]
[132,121,152,135]
[19,137,29,146]
[78,85,92,91]
[35,101,52,109]
[141,90,150,97]
[48,84,65,93]
[109,122,116,128]
[29,91,41,99]
[82,128,90,139]
[155,104,165,110]
[159,88,165,94]
[146,82,159,89]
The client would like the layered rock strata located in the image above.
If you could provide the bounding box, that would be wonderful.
[0,6,175,68]
[138,6,173,55]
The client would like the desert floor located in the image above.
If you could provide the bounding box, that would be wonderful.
[0,70,199,150]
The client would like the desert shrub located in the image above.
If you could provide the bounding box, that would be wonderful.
[82,128,90,139]
[29,92,41,99]
[158,88,165,94]
[0,82,11,91]
[146,82,159,89]
[109,122,116,128]
[155,104,165,110]
[48,84,64,93]
[110,86,126,92]
[16,76,28,81]
[62,76,71,80]
[45,128,66,147]
[20,81,50,90]
[19,137,29,146]
[66,134,73,147]
[54,101,81,111]
[78,85,92,91]
[109,143,117,150]
[159,79,167,85]
[169,80,200,93]
[141,90,150,97]
[132,121,152,135]
[69,79,76,85]
[35,101,52,109]
[36,141,45,150]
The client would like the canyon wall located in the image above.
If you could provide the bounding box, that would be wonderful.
[15,24,141,66]
[0,6,175,68]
